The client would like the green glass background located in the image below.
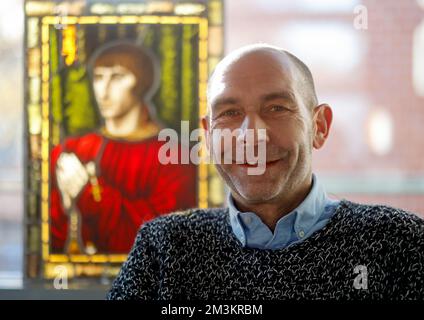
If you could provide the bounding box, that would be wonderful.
[49,23,200,145]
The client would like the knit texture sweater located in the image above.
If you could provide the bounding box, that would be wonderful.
[107,200,424,300]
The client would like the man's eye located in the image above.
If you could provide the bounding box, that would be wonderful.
[269,105,287,112]
[220,110,241,117]
[111,73,125,80]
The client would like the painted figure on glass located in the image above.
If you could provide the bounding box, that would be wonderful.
[50,42,197,254]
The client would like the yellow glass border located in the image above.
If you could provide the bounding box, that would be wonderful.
[41,15,209,266]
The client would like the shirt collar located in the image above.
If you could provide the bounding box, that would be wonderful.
[227,174,329,246]
[292,174,328,235]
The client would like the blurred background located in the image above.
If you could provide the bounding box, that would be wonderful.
[0,0,423,291]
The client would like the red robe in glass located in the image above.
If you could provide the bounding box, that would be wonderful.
[50,132,197,253]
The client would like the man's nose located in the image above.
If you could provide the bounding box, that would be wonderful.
[237,113,269,146]
[97,77,112,100]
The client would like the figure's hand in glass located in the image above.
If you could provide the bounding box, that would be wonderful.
[56,152,89,209]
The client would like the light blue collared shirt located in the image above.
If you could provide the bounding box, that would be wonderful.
[228,174,340,250]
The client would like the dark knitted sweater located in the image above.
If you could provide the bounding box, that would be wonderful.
[107,200,424,300]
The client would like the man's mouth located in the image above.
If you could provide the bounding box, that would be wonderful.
[236,158,282,168]
[99,101,113,108]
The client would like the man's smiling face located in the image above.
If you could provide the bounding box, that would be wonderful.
[205,50,316,205]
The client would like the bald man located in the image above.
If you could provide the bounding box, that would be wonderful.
[108,44,424,300]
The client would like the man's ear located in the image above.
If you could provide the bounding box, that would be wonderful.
[312,104,333,149]
[201,115,211,151]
